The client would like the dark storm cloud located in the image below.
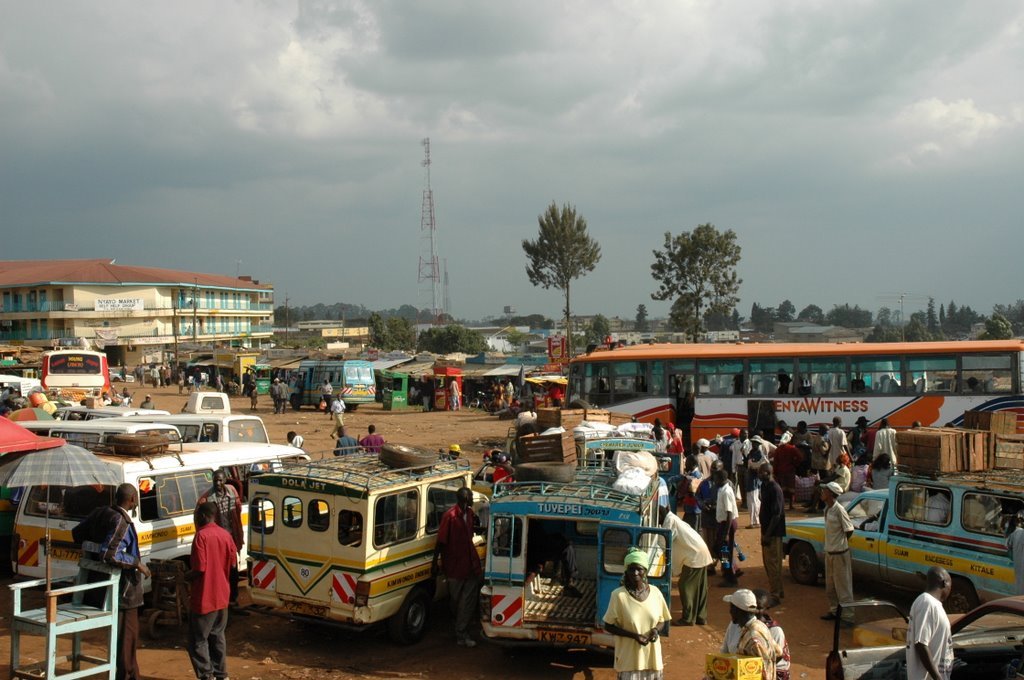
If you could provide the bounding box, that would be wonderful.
[0,0,1021,321]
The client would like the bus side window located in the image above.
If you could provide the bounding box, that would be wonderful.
[338,510,363,547]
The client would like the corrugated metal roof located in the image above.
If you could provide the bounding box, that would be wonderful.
[370,358,414,371]
[483,364,524,377]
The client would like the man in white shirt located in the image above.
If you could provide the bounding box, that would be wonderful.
[924,491,951,524]
[714,469,740,587]
[659,506,713,626]
[1007,513,1024,596]
[826,417,849,469]
[329,395,346,438]
[730,430,751,506]
[906,567,953,680]
[873,418,898,463]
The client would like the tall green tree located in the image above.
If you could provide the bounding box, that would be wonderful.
[876,307,893,328]
[777,299,796,323]
[385,317,416,351]
[981,313,1014,340]
[826,304,873,328]
[926,298,940,336]
[368,312,388,348]
[586,315,611,344]
[635,304,649,332]
[650,224,742,342]
[797,304,825,325]
[522,201,602,356]
[416,324,487,354]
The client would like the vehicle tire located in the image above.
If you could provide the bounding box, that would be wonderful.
[568,398,592,410]
[788,542,820,585]
[145,609,166,639]
[388,587,431,645]
[945,576,979,614]
[380,444,438,469]
[514,462,577,484]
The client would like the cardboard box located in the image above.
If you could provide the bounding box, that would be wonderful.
[705,653,764,680]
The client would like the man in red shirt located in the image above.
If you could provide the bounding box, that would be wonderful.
[431,486,482,647]
[770,443,805,510]
[187,502,237,680]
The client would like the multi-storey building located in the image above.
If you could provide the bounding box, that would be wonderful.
[0,259,274,362]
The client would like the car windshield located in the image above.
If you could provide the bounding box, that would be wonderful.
[837,602,908,651]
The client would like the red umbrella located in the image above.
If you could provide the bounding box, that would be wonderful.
[6,407,55,422]
[0,416,63,454]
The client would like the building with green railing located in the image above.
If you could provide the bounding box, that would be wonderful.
[0,259,274,361]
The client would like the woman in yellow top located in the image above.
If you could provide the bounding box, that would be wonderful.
[602,549,672,680]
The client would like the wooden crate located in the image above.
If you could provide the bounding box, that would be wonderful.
[582,409,610,424]
[962,429,990,471]
[536,408,563,430]
[963,410,1018,436]
[517,431,577,465]
[608,411,633,426]
[993,434,1024,470]
[897,428,962,474]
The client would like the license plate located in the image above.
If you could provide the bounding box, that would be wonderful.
[51,546,81,561]
[282,599,329,618]
[537,629,591,646]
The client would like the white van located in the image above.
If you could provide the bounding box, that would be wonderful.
[0,374,42,396]
[116,414,269,444]
[18,420,182,450]
[11,441,309,583]
[182,391,231,414]
[53,405,171,421]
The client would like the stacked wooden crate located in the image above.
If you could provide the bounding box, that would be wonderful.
[993,435,1024,469]
[963,410,1022,469]
[535,407,626,429]
[517,431,577,465]
[962,410,1018,435]
[896,428,988,473]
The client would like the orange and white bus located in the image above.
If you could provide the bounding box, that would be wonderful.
[41,349,111,400]
[567,340,1024,444]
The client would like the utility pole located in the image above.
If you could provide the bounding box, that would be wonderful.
[284,294,290,344]
[172,289,179,374]
[192,278,198,343]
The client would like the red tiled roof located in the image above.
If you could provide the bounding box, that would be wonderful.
[0,259,268,291]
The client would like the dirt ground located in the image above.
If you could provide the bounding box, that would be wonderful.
[0,386,846,679]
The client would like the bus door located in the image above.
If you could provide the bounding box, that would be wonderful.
[669,363,696,448]
[270,491,333,606]
[596,524,672,628]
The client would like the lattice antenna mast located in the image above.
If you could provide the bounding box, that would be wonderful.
[443,258,451,321]
[417,138,442,324]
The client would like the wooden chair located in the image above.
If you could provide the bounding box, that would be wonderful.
[9,541,120,680]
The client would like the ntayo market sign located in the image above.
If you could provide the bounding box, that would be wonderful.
[95,297,144,312]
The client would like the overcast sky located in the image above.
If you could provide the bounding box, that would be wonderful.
[2,2,1021,323]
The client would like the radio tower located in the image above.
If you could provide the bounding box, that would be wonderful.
[418,138,442,324]
[442,258,451,321]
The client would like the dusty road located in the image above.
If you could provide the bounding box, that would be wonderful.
[0,386,857,679]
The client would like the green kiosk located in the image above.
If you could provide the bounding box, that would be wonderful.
[381,370,409,410]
